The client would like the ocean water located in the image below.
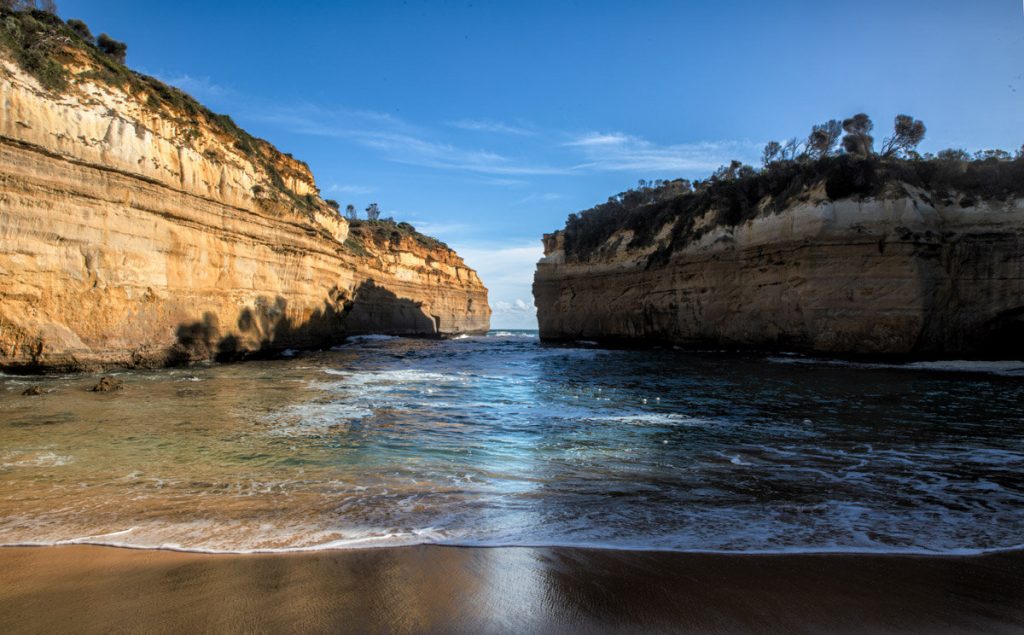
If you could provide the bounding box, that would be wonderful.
[0,331,1022,554]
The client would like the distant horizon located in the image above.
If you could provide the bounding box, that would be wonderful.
[56,0,1024,328]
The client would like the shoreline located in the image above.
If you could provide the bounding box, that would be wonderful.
[4,539,1024,557]
[2,545,1022,634]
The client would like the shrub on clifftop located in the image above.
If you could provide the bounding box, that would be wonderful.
[96,32,125,63]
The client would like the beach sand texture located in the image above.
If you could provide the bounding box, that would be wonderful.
[1,545,1022,634]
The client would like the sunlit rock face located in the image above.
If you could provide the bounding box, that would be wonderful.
[0,53,489,372]
[534,188,1024,357]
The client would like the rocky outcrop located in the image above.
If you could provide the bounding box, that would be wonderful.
[534,185,1024,357]
[0,43,489,372]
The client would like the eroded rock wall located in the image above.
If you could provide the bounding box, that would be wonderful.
[534,189,1024,356]
[0,55,489,371]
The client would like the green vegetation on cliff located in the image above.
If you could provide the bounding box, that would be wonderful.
[0,7,312,206]
[561,115,1024,265]
[347,219,449,254]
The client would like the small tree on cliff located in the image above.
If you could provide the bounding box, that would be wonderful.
[841,113,874,156]
[762,141,783,167]
[365,202,381,221]
[97,33,127,64]
[345,204,357,220]
[66,18,92,40]
[807,120,842,160]
[781,138,803,161]
[880,115,926,158]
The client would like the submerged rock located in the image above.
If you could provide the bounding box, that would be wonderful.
[90,377,123,392]
[21,385,43,396]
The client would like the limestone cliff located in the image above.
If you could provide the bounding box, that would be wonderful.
[0,15,489,372]
[534,164,1024,357]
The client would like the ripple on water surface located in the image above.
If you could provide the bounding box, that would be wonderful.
[1,334,1022,554]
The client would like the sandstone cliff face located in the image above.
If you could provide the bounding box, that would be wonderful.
[0,52,489,372]
[534,187,1024,356]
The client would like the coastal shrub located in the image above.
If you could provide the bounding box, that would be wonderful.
[96,32,126,63]
[348,219,447,251]
[66,17,91,40]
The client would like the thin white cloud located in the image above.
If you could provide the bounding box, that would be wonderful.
[565,132,761,173]
[563,132,633,147]
[326,184,375,195]
[400,220,473,240]
[511,192,564,206]
[473,177,531,187]
[448,119,536,136]
[251,106,568,176]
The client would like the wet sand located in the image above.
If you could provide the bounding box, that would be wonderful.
[1,545,1021,634]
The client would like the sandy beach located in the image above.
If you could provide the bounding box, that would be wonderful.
[0,545,1021,634]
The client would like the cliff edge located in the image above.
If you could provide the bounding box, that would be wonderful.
[0,10,489,372]
[534,155,1024,357]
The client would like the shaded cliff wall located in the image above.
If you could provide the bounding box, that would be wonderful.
[0,54,489,372]
[534,188,1024,356]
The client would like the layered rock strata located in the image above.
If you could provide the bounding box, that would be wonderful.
[534,188,1024,356]
[0,49,489,372]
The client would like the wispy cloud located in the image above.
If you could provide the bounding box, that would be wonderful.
[250,106,568,176]
[511,192,564,206]
[448,119,536,136]
[237,96,758,180]
[325,183,375,195]
[563,132,633,147]
[564,132,760,173]
[473,177,531,187]
[398,220,473,240]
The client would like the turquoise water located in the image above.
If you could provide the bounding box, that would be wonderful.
[0,331,1022,553]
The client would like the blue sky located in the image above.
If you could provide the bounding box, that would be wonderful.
[59,1,1024,328]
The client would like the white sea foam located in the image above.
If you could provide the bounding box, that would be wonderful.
[3,528,1021,557]
[322,368,462,385]
[268,403,374,436]
[1,451,72,469]
[589,413,713,427]
[490,331,539,338]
